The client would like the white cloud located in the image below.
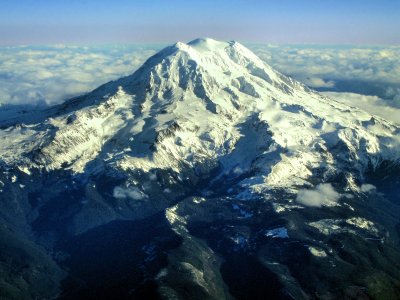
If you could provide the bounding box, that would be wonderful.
[302,77,335,88]
[250,45,400,85]
[0,45,160,106]
[233,166,244,175]
[296,183,340,207]
[249,44,400,102]
[322,92,400,124]
[360,184,376,193]
[385,87,400,105]
[113,186,148,200]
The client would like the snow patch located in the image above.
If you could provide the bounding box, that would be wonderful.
[18,166,31,175]
[155,268,168,280]
[180,262,208,289]
[165,205,187,233]
[272,203,286,213]
[345,217,379,235]
[265,227,289,239]
[308,246,327,257]
[193,197,206,204]
[308,219,344,235]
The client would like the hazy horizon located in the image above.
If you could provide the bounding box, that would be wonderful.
[1,0,399,46]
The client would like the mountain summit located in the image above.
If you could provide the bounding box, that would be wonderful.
[1,38,400,299]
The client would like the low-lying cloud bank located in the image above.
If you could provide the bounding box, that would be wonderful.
[250,44,400,102]
[0,44,160,106]
[322,92,400,124]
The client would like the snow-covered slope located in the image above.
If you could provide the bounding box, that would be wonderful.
[1,38,399,191]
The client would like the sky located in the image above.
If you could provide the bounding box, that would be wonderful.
[0,0,399,45]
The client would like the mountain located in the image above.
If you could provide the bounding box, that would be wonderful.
[1,38,400,299]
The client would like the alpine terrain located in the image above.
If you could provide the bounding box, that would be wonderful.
[1,38,400,299]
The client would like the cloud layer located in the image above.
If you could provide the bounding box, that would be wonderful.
[250,44,400,103]
[0,44,160,106]
[322,92,400,124]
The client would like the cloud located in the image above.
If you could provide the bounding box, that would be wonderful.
[302,77,335,88]
[385,87,400,106]
[249,44,400,101]
[322,92,400,124]
[360,184,376,193]
[113,186,148,200]
[296,183,340,207]
[0,45,160,106]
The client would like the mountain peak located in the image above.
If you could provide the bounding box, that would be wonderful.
[131,37,282,105]
[155,38,255,66]
[1,38,398,180]
[187,37,231,51]
[161,38,229,55]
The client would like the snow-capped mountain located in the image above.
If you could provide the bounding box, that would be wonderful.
[2,38,399,188]
[1,38,400,299]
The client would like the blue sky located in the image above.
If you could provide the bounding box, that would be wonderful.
[0,0,399,45]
